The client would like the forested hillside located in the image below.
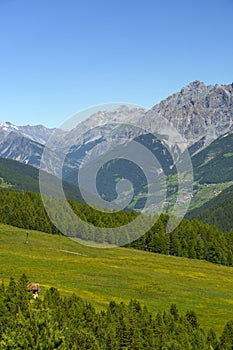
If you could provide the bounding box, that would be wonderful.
[0,188,136,235]
[0,157,82,202]
[0,189,59,234]
[192,132,233,184]
[127,214,233,266]
[187,184,233,232]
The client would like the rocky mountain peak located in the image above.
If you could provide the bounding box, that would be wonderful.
[142,81,233,152]
[180,80,206,93]
[0,121,19,131]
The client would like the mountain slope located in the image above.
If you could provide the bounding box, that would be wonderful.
[0,123,59,171]
[186,184,233,231]
[0,156,44,192]
[192,131,233,183]
[0,157,82,202]
[0,129,44,167]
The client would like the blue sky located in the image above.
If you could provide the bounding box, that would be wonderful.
[0,0,233,128]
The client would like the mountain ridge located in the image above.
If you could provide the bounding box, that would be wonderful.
[1,80,233,169]
[1,80,233,204]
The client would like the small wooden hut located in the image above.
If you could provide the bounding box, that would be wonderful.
[27,283,40,298]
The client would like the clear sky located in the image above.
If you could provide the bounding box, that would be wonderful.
[0,0,233,128]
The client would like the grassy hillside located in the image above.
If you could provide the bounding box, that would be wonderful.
[1,223,233,334]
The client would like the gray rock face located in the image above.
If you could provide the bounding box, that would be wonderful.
[0,130,44,167]
[0,122,57,168]
[146,81,233,150]
[43,106,147,176]
[17,124,56,145]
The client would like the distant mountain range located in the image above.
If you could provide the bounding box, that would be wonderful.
[0,81,231,157]
[1,80,233,213]
[0,121,55,144]
[1,81,233,169]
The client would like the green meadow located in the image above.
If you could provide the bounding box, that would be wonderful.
[0,223,233,334]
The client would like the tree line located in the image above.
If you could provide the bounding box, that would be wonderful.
[0,274,233,349]
[1,188,233,266]
[128,214,233,266]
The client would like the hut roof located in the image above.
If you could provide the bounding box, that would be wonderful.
[27,283,40,291]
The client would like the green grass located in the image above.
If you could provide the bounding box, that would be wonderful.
[1,223,233,334]
[188,182,233,211]
[223,153,233,158]
[0,177,12,188]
